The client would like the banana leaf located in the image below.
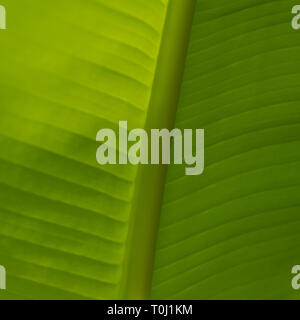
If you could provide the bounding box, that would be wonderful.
[0,0,300,300]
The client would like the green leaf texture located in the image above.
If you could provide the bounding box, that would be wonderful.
[0,0,169,299]
[151,0,300,300]
[1,0,300,301]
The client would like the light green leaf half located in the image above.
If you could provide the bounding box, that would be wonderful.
[0,0,171,300]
